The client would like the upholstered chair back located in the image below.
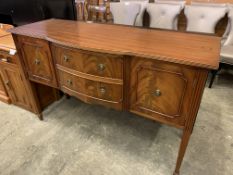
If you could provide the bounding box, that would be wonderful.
[146,3,183,30]
[224,6,233,46]
[184,5,227,34]
[110,2,141,26]
[154,0,185,30]
[120,0,149,26]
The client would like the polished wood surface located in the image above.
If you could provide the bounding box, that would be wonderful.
[129,58,198,128]
[11,20,221,175]
[52,44,123,79]
[17,36,58,88]
[9,19,221,70]
[0,35,16,52]
[0,61,33,110]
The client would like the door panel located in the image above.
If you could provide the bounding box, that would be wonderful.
[1,65,32,110]
[18,36,58,87]
[130,57,198,127]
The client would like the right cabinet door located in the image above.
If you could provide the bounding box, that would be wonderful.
[129,57,199,127]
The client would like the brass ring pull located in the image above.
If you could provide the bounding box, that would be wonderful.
[67,79,73,86]
[63,55,69,62]
[97,63,105,71]
[34,59,40,65]
[99,87,106,94]
[152,89,161,97]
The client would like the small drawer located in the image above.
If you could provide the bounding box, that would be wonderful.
[52,44,123,79]
[0,51,17,65]
[58,70,123,103]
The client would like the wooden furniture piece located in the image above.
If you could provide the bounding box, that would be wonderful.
[0,27,59,117]
[0,34,38,111]
[0,25,13,104]
[9,19,220,175]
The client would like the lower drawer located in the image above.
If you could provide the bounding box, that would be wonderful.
[58,70,123,110]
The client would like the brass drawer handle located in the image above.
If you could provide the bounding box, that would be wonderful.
[63,55,70,62]
[67,79,73,86]
[152,89,161,97]
[34,59,40,65]
[97,63,105,71]
[99,87,106,94]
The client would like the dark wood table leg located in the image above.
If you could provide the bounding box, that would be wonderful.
[173,129,192,175]
[37,113,43,120]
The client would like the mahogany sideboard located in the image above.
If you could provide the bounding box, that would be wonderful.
[9,19,221,175]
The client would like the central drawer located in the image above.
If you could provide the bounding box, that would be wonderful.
[58,69,123,110]
[52,44,123,79]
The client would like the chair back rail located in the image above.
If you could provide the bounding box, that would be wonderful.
[75,0,233,36]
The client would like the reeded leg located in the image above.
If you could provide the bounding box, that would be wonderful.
[173,130,192,175]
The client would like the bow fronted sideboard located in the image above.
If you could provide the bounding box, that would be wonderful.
[9,19,221,175]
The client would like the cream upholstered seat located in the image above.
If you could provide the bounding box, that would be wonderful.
[146,3,183,30]
[120,0,148,26]
[110,2,141,26]
[184,4,227,34]
[154,0,185,30]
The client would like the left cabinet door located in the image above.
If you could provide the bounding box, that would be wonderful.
[0,64,33,111]
[16,36,58,88]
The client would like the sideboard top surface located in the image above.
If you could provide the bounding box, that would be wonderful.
[9,19,221,69]
[0,35,16,52]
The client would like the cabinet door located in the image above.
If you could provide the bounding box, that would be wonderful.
[18,36,58,88]
[129,58,199,127]
[1,64,33,111]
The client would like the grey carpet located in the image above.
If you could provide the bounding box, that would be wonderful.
[0,72,232,175]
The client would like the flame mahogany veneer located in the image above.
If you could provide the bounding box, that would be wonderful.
[9,19,221,175]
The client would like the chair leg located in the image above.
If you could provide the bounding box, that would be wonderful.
[208,63,223,88]
[208,70,218,88]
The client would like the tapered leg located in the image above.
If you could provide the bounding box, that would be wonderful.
[65,93,71,99]
[173,130,192,175]
[37,113,43,120]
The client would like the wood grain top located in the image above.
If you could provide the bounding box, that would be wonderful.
[9,19,221,69]
[0,35,16,52]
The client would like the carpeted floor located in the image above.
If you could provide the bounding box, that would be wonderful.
[0,72,232,175]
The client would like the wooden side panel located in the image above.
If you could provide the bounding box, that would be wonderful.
[129,57,198,128]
